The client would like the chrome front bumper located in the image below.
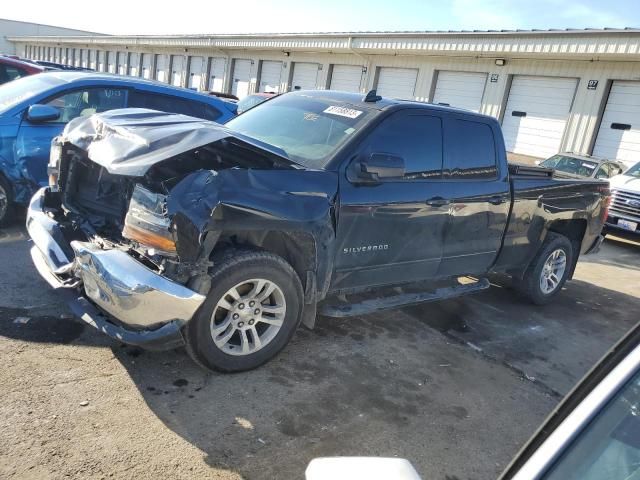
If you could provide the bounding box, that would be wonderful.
[26,188,206,348]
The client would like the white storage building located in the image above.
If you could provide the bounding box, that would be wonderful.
[0,18,98,55]
[8,29,640,163]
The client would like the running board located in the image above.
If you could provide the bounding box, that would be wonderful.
[319,277,490,318]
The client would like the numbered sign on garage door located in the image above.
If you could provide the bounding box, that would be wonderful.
[188,56,205,90]
[330,65,363,92]
[433,71,487,113]
[376,67,418,100]
[259,60,283,93]
[593,81,640,167]
[501,76,578,158]
[232,59,252,99]
[208,57,226,92]
[291,63,319,91]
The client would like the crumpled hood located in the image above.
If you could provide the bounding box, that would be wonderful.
[60,108,294,176]
[610,174,640,192]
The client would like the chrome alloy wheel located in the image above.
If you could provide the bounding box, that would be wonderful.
[539,248,567,294]
[210,278,286,356]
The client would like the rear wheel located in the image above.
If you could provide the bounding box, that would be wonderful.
[517,232,573,305]
[184,250,304,372]
[0,177,13,227]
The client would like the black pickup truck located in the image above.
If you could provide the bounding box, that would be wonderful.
[27,91,609,372]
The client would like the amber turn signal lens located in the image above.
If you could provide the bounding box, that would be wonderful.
[122,224,176,253]
[48,174,58,188]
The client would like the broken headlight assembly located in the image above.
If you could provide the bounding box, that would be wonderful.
[48,137,63,191]
[122,184,177,255]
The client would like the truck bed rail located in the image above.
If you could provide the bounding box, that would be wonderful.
[508,162,554,178]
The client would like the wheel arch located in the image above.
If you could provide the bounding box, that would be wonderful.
[208,229,322,300]
[546,219,587,279]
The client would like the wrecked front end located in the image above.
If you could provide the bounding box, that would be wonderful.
[27,108,336,349]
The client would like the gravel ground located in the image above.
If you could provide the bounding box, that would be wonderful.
[0,224,638,480]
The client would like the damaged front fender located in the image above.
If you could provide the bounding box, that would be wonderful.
[166,167,339,296]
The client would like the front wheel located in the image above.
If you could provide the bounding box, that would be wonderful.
[517,232,574,305]
[0,177,13,227]
[184,250,304,372]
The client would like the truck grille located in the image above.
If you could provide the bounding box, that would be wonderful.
[63,156,131,221]
[609,189,640,221]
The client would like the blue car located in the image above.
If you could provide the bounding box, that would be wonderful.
[0,71,237,224]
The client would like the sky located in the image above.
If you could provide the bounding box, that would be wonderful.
[2,0,639,35]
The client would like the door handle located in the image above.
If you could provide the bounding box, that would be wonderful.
[426,197,450,207]
[489,195,506,205]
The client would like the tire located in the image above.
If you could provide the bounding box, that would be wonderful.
[184,249,304,372]
[0,177,13,228]
[516,232,574,305]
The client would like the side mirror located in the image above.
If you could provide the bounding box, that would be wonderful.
[306,457,422,480]
[26,104,60,123]
[350,153,405,184]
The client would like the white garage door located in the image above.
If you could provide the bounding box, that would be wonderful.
[376,67,418,100]
[81,50,89,69]
[259,60,283,93]
[117,52,128,75]
[89,50,97,71]
[107,51,117,73]
[97,51,105,72]
[501,76,578,158]
[171,55,186,87]
[232,59,252,99]
[208,57,226,92]
[433,71,487,113]
[141,54,153,79]
[291,63,319,91]
[188,56,205,90]
[593,81,640,167]
[330,65,362,92]
[155,54,169,83]
[128,53,140,77]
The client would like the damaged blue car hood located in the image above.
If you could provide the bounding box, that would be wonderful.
[60,108,296,176]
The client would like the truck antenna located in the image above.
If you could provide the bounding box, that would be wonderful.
[363,89,382,103]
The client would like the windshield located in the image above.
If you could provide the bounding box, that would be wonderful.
[225,93,375,169]
[237,94,270,114]
[624,162,640,178]
[0,74,65,114]
[541,155,598,177]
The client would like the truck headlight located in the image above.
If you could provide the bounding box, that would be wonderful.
[122,184,177,255]
[48,138,62,191]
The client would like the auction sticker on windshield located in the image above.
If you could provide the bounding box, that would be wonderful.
[324,106,363,119]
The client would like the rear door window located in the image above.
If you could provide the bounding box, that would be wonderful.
[445,119,498,180]
[128,91,221,121]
